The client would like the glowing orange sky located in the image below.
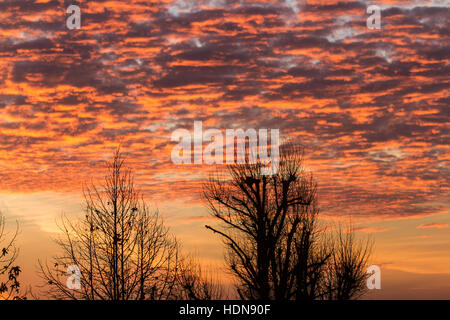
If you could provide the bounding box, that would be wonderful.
[0,0,448,298]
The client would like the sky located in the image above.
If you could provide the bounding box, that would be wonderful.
[0,0,449,299]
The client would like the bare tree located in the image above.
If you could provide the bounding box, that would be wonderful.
[176,256,225,300]
[322,227,372,300]
[39,149,181,300]
[0,212,23,300]
[203,145,372,300]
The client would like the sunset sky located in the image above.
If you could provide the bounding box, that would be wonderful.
[0,0,449,299]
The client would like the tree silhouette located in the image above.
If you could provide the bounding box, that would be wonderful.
[0,212,23,300]
[204,145,372,300]
[176,256,225,300]
[323,228,372,300]
[39,149,184,300]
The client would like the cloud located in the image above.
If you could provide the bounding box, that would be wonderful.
[0,0,446,222]
[354,227,390,233]
[417,223,449,230]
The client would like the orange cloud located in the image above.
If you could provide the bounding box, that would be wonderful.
[417,223,449,230]
[354,227,390,233]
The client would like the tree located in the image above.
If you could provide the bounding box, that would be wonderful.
[39,149,181,300]
[203,145,372,300]
[322,227,372,300]
[176,256,225,300]
[0,212,23,300]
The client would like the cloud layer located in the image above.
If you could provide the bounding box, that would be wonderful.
[0,0,448,221]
